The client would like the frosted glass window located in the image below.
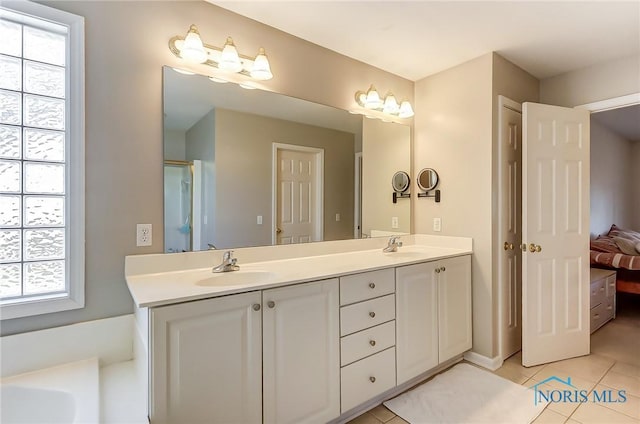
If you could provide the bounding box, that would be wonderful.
[24,128,65,161]
[0,125,21,159]
[1,4,83,316]
[24,61,65,99]
[0,160,21,192]
[0,55,22,91]
[0,264,22,298]
[24,162,65,194]
[0,89,22,125]
[24,261,65,295]
[24,196,64,227]
[24,94,65,130]
[0,20,22,57]
[24,26,66,66]
[0,195,21,227]
[24,228,65,260]
[0,229,21,263]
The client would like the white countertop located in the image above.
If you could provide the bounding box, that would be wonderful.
[125,235,472,308]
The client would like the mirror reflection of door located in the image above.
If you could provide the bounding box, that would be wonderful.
[275,144,324,244]
[163,160,193,252]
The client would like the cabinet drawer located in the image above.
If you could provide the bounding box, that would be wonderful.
[604,296,615,319]
[341,294,395,336]
[341,321,395,366]
[340,269,395,306]
[341,347,396,413]
[590,279,606,307]
[605,275,616,297]
[590,302,608,333]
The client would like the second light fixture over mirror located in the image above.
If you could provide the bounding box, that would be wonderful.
[169,24,273,81]
[355,84,414,119]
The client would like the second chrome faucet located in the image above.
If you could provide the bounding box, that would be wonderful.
[212,250,240,273]
[383,236,403,253]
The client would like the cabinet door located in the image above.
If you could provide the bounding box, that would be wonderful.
[396,262,438,385]
[263,279,340,424]
[438,255,472,362]
[150,292,262,424]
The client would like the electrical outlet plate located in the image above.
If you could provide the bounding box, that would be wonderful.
[391,217,399,229]
[136,224,152,247]
[433,218,442,232]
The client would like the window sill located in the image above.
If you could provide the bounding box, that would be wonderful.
[0,294,84,320]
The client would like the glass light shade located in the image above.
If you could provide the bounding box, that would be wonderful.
[250,48,273,80]
[209,76,228,83]
[383,93,400,114]
[219,37,243,73]
[398,100,414,118]
[364,85,383,109]
[180,25,207,64]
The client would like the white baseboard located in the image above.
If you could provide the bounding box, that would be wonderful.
[0,314,134,378]
[463,350,503,371]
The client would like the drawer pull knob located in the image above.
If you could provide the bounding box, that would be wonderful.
[267,301,275,308]
[435,268,441,274]
[594,314,600,318]
[369,340,376,346]
[369,376,376,383]
[369,282,376,289]
[252,304,261,311]
[369,311,376,318]
[440,266,446,272]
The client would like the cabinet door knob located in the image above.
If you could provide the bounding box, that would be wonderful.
[369,339,376,346]
[440,266,446,272]
[435,268,441,273]
[252,304,261,311]
[369,376,376,383]
[369,282,376,289]
[369,311,376,318]
[267,300,275,308]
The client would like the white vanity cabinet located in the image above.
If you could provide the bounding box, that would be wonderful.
[150,291,262,424]
[437,255,472,362]
[395,255,472,385]
[262,279,340,424]
[149,279,340,424]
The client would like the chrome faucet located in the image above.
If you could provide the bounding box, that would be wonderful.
[212,250,240,273]
[383,236,403,253]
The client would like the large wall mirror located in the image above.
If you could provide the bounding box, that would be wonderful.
[163,66,410,251]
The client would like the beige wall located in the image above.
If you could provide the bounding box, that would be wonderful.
[589,119,635,236]
[632,143,640,231]
[413,52,538,359]
[362,119,411,236]
[540,55,640,107]
[214,108,355,248]
[3,0,412,336]
[414,53,494,356]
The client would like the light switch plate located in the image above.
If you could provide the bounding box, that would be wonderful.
[257,215,263,225]
[433,218,441,232]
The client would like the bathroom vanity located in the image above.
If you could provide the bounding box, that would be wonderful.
[125,235,472,423]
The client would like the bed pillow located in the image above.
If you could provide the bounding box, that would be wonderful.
[591,236,622,253]
[608,224,640,242]
[612,236,640,256]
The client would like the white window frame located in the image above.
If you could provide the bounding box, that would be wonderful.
[0,1,85,320]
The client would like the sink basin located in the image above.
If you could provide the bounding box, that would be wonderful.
[195,270,276,287]
[382,246,447,258]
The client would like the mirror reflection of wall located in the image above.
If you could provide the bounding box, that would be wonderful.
[163,66,410,251]
[362,119,411,237]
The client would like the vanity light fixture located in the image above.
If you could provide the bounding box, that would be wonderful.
[169,24,273,81]
[355,85,414,119]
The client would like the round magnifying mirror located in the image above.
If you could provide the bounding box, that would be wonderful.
[391,171,410,193]
[417,168,439,191]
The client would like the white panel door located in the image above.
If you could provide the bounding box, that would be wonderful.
[277,149,318,244]
[150,292,262,424]
[522,102,590,367]
[395,262,438,385]
[499,99,523,359]
[263,279,340,424]
[438,255,473,362]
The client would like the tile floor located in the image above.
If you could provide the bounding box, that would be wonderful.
[348,292,640,424]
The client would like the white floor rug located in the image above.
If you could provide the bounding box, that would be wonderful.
[384,363,547,424]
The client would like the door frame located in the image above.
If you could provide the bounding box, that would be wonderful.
[354,152,362,239]
[497,95,522,361]
[271,143,324,244]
